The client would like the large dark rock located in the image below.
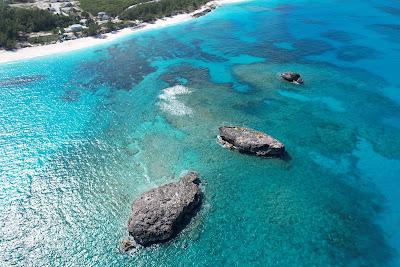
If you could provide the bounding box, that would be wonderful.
[127,171,202,247]
[218,126,285,158]
[280,71,304,84]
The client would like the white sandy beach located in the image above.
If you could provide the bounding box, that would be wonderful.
[0,0,247,64]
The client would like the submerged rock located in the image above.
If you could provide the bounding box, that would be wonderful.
[218,126,285,158]
[280,71,304,84]
[120,239,135,252]
[127,171,202,247]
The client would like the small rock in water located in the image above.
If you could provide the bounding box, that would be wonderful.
[120,239,136,252]
[280,71,304,84]
[218,126,285,158]
[127,171,203,247]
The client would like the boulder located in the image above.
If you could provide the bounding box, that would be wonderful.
[280,71,304,84]
[127,171,202,247]
[218,126,285,158]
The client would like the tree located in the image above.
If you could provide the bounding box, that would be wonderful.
[120,0,210,21]
[81,11,90,18]
[85,19,100,36]
[0,2,75,49]
[105,21,116,31]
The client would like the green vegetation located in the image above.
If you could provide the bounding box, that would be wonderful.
[0,0,213,50]
[0,3,75,49]
[79,0,153,17]
[105,21,117,31]
[84,19,100,36]
[9,0,35,3]
[121,0,210,22]
[28,34,59,45]
[81,11,90,18]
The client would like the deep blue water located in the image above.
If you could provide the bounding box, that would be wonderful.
[1,0,400,266]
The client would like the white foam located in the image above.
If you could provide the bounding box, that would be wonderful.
[158,85,193,116]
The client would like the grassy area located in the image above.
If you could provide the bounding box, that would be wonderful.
[28,34,59,45]
[79,0,153,17]
[121,0,210,21]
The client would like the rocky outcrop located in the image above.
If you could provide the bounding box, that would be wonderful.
[218,126,285,158]
[280,71,304,84]
[127,171,202,247]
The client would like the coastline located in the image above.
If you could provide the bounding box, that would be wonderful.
[0,0,247,64]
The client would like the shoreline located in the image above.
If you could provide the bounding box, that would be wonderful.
[0,0,247,65]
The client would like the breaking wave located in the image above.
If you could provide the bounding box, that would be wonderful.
[158,85,193,116]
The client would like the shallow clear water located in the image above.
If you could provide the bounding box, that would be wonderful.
[1,0,400,266]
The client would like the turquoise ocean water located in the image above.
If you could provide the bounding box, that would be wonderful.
[1,0,400,266]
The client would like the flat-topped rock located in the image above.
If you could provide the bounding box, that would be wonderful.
[280,71,304,84]
[218,126,285,158]
[127,171,202,247]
